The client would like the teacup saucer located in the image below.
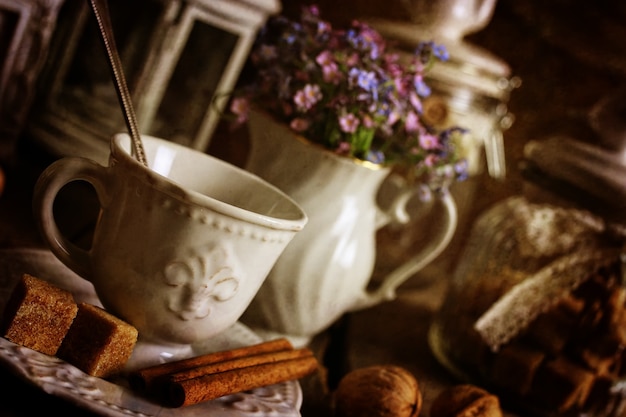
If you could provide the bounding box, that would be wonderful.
[0,247,302,417]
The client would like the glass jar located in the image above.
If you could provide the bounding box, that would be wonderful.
[429,88,626,417]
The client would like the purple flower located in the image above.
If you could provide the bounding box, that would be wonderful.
[346,69,378,101]
[366,150,385,164]
[415,41,439,64]
[317,21,331,36]
[433,44,449,61]
[357,70,377,91]
[348,67,360,88]
[454,159,469,181]
[414,75,431,97]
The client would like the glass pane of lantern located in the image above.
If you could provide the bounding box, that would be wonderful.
[150,20,238,147]
[0,5,21,112]
[53,0,163,133]
[0,6,20,82]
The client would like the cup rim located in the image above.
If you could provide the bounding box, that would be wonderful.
[111,133,307,232]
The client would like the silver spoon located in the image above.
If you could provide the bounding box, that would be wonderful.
[88,0,148,166]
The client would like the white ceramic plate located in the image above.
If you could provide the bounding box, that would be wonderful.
[0,248,302,417]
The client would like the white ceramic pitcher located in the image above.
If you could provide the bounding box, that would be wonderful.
[240,112,458,345]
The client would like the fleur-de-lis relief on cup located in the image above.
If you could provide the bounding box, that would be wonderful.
[163,245,240,321]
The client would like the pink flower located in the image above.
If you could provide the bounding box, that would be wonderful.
[294,84,322,111]
[290,118,310,132]
[387,110,401,126]
[394,76,407,96]
[335,141,351,155]
[384,53,400,66]
[316,50,334,66]
[362,114,375,129]
[229,97,249,124]
[386,61,403,79]
[307,5,320,16]
[346,53,360,67]
[322,62,341,84]
[405,111,420,133]
[419,133,440,150]
[339,113,360,133]
[423,154,438,167]
[409,91,423,113]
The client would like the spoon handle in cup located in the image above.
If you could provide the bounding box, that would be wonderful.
[87,0,148,166]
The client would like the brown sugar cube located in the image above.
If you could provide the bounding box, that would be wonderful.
[1,273,77,355]
[58,303,138,378]
[490,343,545,396]
[528,357,596,413]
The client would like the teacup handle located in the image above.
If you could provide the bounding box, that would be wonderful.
[33,157,109,282]
[356,183,458,309]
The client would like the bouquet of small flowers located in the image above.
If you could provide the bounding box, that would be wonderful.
[229,5,468,194]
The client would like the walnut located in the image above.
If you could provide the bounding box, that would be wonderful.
[333,365,422,417]
[430,384,502,417]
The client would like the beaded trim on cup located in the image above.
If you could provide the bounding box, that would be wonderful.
[157,196,291,245]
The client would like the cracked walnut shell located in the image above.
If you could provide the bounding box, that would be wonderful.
[430,384,502,417]
[333,365,422,417]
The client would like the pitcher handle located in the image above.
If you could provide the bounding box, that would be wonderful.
[357,189,458,309]
[32,157,109,281]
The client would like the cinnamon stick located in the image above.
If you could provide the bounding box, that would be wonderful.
[167,347,314,383]
[168,354,319,407]
[129,338,293,392]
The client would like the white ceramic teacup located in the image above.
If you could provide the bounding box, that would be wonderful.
[33,134,307,345]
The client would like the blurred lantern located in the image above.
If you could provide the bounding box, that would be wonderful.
[26,0,280,163]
